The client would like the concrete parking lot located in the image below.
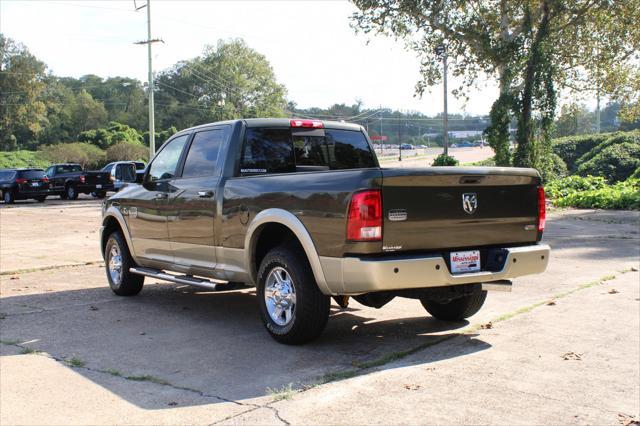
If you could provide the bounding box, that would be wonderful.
[0,199,638,425]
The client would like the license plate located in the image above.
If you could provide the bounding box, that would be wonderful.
[95,184,102,189]
[31,182,40,187]
[450,250,481,274]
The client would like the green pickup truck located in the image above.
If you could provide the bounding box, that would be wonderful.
[100,118,550,344]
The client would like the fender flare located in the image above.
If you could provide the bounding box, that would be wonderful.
[244,208,332,295]
[101,206,138,262]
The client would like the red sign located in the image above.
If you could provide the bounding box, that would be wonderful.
[370,135,388,141]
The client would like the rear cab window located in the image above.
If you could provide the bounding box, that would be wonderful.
[18,170,45,180]
[239,126,376,176]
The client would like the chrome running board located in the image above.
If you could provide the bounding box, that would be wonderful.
[130,267,223,291]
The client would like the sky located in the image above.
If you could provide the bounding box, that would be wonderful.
[0,0,502,115]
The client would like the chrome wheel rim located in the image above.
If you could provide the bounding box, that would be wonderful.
[264,267,296,326]
[108,243,123,285]
[68,187,75,198]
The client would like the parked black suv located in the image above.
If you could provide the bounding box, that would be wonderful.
[0,168,50,204]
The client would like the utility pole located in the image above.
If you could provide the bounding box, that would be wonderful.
[134,0,163,158]
[379,106,384,156]
[435,44,449,156]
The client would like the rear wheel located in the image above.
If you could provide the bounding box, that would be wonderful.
[92,191,107,199]
[66,184,78,200]
[257,245,330,344]
[3,190,14,204]
[104,231,144,296]
[420,286,487,321]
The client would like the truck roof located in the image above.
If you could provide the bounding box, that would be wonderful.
[177,118,363,135]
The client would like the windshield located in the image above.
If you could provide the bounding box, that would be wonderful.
[18,170,45,179]
[56,164,82,174]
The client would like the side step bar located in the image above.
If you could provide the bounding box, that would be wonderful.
[482,280,513,292]
[130,267,224,291]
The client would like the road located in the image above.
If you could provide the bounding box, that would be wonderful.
[0,199,638,425]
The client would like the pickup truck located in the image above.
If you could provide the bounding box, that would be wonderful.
[45,163,114,199]
[100,118,550,344]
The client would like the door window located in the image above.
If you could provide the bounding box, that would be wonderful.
[182,129,225,178]
[148,134,189,181]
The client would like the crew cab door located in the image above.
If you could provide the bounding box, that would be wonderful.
[126,134,190,265]
[167,126,229,270]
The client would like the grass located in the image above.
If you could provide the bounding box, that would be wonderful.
[100,368,123,377]
[65,357,86,368]
[125,375,170,386]
[20,347,41,355]
[0,338,20,345]
[266,383,297,401]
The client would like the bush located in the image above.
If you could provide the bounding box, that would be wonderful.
[467,156,496,166]
[576,142,640,182]
[0,150,49,169]
[574,131,640,169]
[78,122,143,150]
[552,133,612,171]
[537,152,568,182]
[39,143,106,169]
[545,175,640,210]
[631,167,640,179]
[432,154,459,166]
[545,175,608,199]
[106,142,149,162]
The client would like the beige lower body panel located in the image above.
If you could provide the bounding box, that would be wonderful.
[320,244,550,295]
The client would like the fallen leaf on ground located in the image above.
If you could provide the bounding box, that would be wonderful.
[139,332,146,335]
[561,352,583,361]
[631,266,638,272]
[608,289,619,294]
[89,305,99,311]
[10,276,19,280]
[480,322,493,329]
[404,384,420,390]
[167,401,178,406]
[618,413,639,426]
[547,300,556,306]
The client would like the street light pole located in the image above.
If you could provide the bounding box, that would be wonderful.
[442,49,449,157]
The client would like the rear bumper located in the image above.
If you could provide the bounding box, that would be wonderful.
[16,190,49,199]
[78,183,114,193]
[320,244,550,295]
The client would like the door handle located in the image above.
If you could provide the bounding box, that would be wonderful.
[197,190,214,198]
[155,192,168,200]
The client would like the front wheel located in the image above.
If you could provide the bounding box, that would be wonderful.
[420,286,487,321]
[104,231,144,296]
[257,245,330,345]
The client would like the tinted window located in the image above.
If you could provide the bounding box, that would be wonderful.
[117,163,136,181]
[55,164,82,174]
[0,171,16,181]
[293,129,376,170]
[134,162,145,170]
[182,129,225,178]
[148,134,189,181]
[101,163,114,172]
[241,128,294,175]
[18,170,45,179]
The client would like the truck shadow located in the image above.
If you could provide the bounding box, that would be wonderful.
[0,283,491,409]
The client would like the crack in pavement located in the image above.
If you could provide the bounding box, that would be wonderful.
[0,261,102,276]
[1,340,291,425]
[0,298,120,317]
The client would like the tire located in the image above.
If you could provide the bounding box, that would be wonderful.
[92,191,107,199]
[257,244,330,345]
[420,286,487,321]
[3,190,14,204]
[35,196,46,203]
[104,230,144,296]
[66,184,78,200]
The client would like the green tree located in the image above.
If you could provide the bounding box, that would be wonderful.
[39,142,105,169]
[78,121,143,150]
[154,39,288,130]
[554,104,595,137]
[351,0,640,169]
[0,34,48,150]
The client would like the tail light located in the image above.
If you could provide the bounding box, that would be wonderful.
[42,176,49,183]
[537,186,546,232]
[290,119,323,129]
[80,175,86,184]
[15,178,27,184]
[347,190,382,241]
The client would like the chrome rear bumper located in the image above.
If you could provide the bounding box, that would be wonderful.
[319,244,550,295]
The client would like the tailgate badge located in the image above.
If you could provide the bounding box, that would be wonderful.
[462,193,478,214]
[388,209,407,222]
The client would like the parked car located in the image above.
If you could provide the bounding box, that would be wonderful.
[0,168,50,204]
[100,118,549,344]
[400,143,414,150]
[45,163,114,200]
[100,162,140,191]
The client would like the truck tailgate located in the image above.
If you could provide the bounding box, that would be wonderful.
[380,167,541,252]
[84,171,111,185]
